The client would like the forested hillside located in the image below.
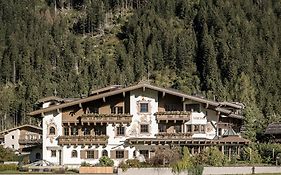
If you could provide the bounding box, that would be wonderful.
[0,0,281,141]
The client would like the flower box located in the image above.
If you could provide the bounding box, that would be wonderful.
[79,166,113,174]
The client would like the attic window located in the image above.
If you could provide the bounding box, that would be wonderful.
[140,103,148,113]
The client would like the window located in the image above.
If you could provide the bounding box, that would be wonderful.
[117,106,123,114]
[140,103,148,113]
[12,145,14,149]
[194,125,200,132]
[116,150,124,159]
[72,150,78,158]
[165,104,180,111]
[186,125,192,132]
[35,153,41,160]
[51,150,56,157]
[139,150,149,159]
[218,128,222,136]
[185,104,200,112]
[174,125,182,133]
[116,126,125,136]
[102,150,108,157]
[140,124,149,133]
[64,128,69,136]
[200,125,205,133]
[93,107,99,114]
[71,127,78,136]
[11,135,14,139]
[83,127,91,135]
[95,126,106,135]
[111,106,124,114]
[87,150,94,159]
[133,150,136,157]
[49,126,56,135]
[158,124,166,133]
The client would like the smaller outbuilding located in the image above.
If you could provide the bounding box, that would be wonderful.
[265,123,281,143]
[0,124,42,163]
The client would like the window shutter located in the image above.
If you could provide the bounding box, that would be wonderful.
[124,150,129,159]
[80,150,86,159]
[94,150,99,159]
[110,150,116,159]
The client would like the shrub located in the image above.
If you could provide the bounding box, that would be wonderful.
[188,165,203,175]
[81,161,92,167]
[149,147,180,166]
[0,146,18,162]
[119,159,141,171]
[119,161,129,171]
[98,156,114,167]
[194,147,226,166]
[172,147,193,173]
[54,167,65,174]
[0,164,18,171]
[125,159,141,168]
[256,143,281,164]
[241,146,262,164]
[18,166,28,172]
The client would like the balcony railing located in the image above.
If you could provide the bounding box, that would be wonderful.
[18,139,42,145]
[80,114,133,124]
[155,132,192,139]
[155,111,191,121]
[57,135,108,145]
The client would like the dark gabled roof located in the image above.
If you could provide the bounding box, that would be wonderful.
[90,85,123,95]
[0,124,42,134]
[217,135,250,144]
[220,102,244,109]
[265,123,281,135]
[37,96,63,103]
[28,83,243,119]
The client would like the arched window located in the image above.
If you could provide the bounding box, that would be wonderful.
[133,150,136,157]
[102,150,108,157]
[49,126,56,135]
[72,150,78,158]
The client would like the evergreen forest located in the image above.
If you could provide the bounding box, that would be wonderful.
[0,0,281,141]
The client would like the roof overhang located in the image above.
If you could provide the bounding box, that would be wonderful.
[28,83,243,119]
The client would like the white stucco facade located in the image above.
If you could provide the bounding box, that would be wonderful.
[42,112,62,164]
[38,85,243,168]
[4,129,20,150]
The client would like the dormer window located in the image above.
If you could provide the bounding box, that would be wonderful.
[140,103,148,113]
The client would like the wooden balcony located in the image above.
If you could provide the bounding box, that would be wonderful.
[80,114,133,125]
[18,139,42,145]
[155,132,192,139]
[57,135,108,146]
[155,111,191,122]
